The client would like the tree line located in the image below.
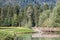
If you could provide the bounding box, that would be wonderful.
[0,2,60,28]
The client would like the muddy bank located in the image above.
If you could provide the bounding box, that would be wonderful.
[32,27,60,32]
[32,27,60,38]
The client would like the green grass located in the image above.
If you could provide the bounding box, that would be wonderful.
[0,27,35,33]
[0,27,35,40]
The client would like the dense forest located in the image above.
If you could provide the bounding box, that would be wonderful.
[0,0,60,28]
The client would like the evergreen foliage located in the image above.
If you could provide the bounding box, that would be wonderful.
[0,1,60,27]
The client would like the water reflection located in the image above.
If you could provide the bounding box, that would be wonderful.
[32,38,60,40]
[15,34,32,40]
[15,34,60,40]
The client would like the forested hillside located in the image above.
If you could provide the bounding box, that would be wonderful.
[0,0,60,28]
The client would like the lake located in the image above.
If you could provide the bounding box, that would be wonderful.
[14,33,60,40]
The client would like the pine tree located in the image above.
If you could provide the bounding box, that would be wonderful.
[26,5,33,28]
[53,2,60,27]
[33,5,41,27]
[39,10,51,27]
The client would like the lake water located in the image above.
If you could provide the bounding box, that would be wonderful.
[14,34,60,40]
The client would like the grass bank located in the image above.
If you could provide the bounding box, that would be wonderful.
[0,27,35,40]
